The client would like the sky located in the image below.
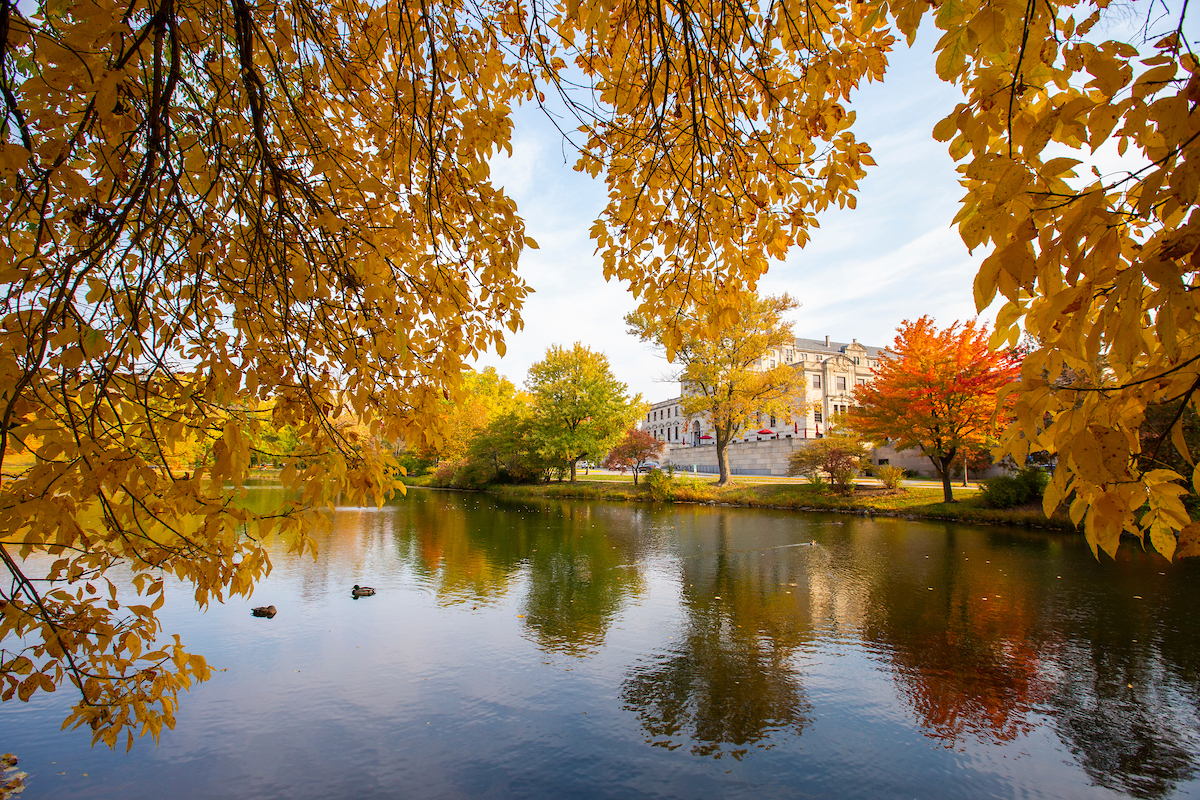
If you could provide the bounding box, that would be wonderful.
[468,18,1140,402]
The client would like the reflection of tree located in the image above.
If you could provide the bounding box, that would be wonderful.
[621,513,811,758]
[864,538,1048,746]
[1051,642,1197,800]
[1044,555,1200,800]
[394,493,517,603]
[402,493,652,653]
[519,502,648,655]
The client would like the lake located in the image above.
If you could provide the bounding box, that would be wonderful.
[5,487,1200,799]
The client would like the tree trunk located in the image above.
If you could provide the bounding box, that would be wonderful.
[716,433,732,486]
[935,453,955,503]
[570,459,577,483]
[961,449,969,487]
[633,466,639,486]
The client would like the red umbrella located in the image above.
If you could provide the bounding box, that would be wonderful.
[700,434,713,439]
[757,429,774,435]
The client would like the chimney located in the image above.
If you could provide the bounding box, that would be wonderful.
[824,335,830,347]
[852,338,857,344]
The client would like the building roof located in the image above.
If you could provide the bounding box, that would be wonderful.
[792,337,888,359]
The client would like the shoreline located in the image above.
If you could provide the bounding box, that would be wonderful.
[405,475,1075,531]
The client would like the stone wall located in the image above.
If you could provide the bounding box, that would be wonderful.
[663,440,1007,480]
[663,438,805,477]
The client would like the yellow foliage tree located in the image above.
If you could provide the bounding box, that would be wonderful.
[420,367,521,465]
[627,294,805,485]
[0,0,531,748]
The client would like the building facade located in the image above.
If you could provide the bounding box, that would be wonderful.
[642,335,887,448]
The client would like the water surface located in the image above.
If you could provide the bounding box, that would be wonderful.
[6,488,1200,799]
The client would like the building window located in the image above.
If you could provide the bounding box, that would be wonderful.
[812,375,822,389]
[814,410,823,424]
[770,415,776,427]
[674,426,678,440]
[858,378,866,385]
[853,357,860,365]
[836,376,847,391]
[878,459,890,465]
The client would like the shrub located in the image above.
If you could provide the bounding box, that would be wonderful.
[980,466,1050,508]
[645,465,675,501]
[451,459,495,490]
[431,460,459,488]
[877,464,906,490]
[397,449,436,477]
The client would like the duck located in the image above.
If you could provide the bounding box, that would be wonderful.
[351,585,375,598]
[251,605,277,618]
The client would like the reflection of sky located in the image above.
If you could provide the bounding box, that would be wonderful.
[6,490,1200,799]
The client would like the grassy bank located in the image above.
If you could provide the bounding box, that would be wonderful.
[472,476,1074,530]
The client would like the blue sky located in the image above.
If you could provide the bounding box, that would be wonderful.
[471,21,1104,401]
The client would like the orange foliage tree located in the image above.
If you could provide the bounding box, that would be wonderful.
[602,428,664,486]
[849,318,1022,503]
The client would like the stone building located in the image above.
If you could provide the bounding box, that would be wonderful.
[641,335,887,448]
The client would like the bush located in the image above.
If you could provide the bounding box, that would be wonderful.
[877,464,906,490]
[980,466,1050,508]
[451,459,495,490]
[787,434,868,494]
[431,460,459,488]
[645,465,675,501]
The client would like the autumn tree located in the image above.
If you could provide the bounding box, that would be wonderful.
[418,368,520,465]
[786,433,869,494]
[526,344,640,482]
[603,428,664,485]
[848,318,1021,504]
[627,294,805,486]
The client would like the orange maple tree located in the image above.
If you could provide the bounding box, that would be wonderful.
[602,428,664,486]
[849,318,1022,503]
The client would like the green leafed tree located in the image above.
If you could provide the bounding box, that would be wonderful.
[526,344,641,482]
[627,294,805,486]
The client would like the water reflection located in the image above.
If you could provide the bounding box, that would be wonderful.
[42,485,1196,799]
[383,493,1200,789]
[861,527,1050,746]
[622,515,811,757]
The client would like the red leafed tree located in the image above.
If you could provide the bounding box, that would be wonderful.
[849,317,1021,503]
[603,428,664,486]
